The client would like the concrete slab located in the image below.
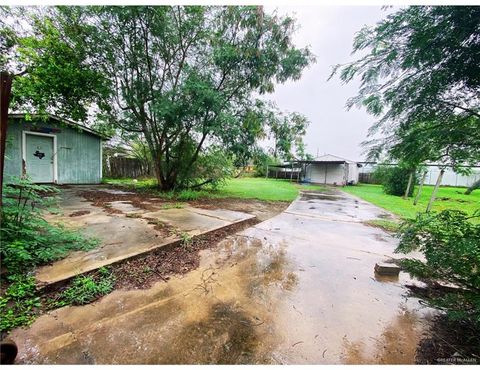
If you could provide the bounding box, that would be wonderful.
[35,187,254,286]
[108,201,146,214]
[11,187,432,365]
[287,189,396,223]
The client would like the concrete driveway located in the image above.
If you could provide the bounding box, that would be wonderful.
[11,188,432,364]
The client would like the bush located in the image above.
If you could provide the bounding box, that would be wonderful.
[396,210,480,329]
[0,177,100,334]
[373,165,416,196]
[0,178,98,274]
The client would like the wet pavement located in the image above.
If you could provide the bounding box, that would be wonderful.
[11,188,433,364]
[36,186,254,286]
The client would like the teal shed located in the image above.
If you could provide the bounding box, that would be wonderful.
[4,114,106,184]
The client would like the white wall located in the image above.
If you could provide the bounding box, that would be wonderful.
[306,163,347,185]
[360,164,480,187]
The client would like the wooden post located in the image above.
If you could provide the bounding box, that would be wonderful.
[426,168,445,212]
[0,71,13,208]
[403,170,414,199]
[414,170,427,205]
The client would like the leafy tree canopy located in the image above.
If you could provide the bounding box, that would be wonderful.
[332,6,480,171]
[4,6,314,190]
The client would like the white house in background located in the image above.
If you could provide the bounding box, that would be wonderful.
[299,154,361,185]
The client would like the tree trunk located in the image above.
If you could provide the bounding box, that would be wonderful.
[0,72,13,209]
[414,171,427,205]
[426,169,444,212]
[403,170,414,199]
[465,178,480,195]
[234,167,245,178]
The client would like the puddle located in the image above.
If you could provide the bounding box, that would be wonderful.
[301,193,342,201]
[14,191,432,365]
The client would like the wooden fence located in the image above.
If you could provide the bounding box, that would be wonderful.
[358,173,380,184]
[103,157,154,178]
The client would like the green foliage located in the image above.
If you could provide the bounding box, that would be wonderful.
[396,210,480,328]
[0,275,40,332]
[55,267,115,307]
[1,178,99,275]
[4,6,313,191]
[252,152,280,177]
[343,183,480,221]
[373,165,416,197]
[363,219,400,233]
[333,6,480,172]
[1,7,110,122]
[0,177,100,333]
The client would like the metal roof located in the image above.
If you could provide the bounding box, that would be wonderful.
[8,113,110,139]
[297,154,358,164]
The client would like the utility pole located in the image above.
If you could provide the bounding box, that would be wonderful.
[0,71,13,208]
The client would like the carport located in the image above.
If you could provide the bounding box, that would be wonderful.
[298,154,360,185]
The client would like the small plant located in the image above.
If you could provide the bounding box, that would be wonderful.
[396,209,480,329]
[0,275,40,332]
[56,267,115,307]
[0,177,101,334]
[161,202,185,210]
[178,231,193,249]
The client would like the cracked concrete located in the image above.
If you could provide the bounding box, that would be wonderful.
[36,186,255,286]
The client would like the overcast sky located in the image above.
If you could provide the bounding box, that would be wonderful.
[264,6,392,162]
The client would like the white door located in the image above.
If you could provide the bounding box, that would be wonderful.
[25,134,54,183]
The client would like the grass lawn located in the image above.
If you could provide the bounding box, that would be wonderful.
[103,177,324,202]
[343,183,480,220]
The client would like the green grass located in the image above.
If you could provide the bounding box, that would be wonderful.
[216,178,324,201]
[102,177,324,202]
[343,183,480,220]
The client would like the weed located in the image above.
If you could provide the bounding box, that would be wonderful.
[161,202,184,210]
[55,268,115,307]
[0,275,40,332]
[363,219,400,233]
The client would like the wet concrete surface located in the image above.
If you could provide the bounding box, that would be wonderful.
[11,188,433,364]
[36,186,254,286]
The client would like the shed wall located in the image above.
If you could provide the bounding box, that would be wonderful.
[4,118,102,184]
[306,163,346,185]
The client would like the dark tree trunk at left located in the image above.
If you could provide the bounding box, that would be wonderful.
[0,71,13,208]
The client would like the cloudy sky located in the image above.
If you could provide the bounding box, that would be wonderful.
[265,6,393,162]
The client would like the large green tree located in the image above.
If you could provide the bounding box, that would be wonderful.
[331,6,480,193]
[20,6,313,190]
[1,7,110,122]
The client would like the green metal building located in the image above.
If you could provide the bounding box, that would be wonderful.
[4,114,106,184]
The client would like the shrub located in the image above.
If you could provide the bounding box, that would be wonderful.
[0,177,100,334]
[396,210,480,329]
[0,178,98,274]
[373,165,416,196]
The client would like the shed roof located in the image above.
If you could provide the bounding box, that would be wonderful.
[8,113,110,139]
[298,154,358,164]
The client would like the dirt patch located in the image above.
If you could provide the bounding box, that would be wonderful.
[403,284,480,364]
[79,190,166,213]
[143,217,177,238]
[112,218,259,290]
[69,210,91,217]
[190,198,288,222]
[416,315,480,364]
